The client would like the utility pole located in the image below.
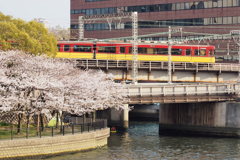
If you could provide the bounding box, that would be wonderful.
[77,13,138,83]
[230,30,240,83]
[168,26,172,84]
[168,26,182,84]
[132,12,138,84]
[79,16,84,40]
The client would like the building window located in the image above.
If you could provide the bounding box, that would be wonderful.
[72,0,240,15]
[85,0,107,2]
[82,16,240,31]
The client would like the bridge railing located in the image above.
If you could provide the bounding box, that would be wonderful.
[76,59,240,72]
[125,83,240,97]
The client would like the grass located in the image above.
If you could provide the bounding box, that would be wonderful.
[0,125,63,140]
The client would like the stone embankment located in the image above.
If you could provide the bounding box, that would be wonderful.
[0,128,109,159]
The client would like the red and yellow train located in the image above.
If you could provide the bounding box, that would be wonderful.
[56,41,215,63]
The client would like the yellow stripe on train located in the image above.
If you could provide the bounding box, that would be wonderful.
[56,52,93,59]
[56,52,215,63]
[97,54,215,63]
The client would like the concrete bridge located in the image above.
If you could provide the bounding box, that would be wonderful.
[126,83,240,104]
[96,81,240,136]
[76,59,240,83]
[98,83,240,137]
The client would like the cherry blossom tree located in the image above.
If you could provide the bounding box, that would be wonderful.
[0,50,127,131]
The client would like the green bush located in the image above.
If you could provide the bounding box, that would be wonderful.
[0,122,9,126]
[0,13,57,56]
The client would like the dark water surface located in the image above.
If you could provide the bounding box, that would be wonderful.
[44,121,240,160]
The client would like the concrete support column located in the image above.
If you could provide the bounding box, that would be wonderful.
[159,102,240,137]
[123,104,129,129]
[96,105,129,129]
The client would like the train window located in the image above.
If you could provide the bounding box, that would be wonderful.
[154,48,168,55]
[73,45,91,52]
[186,49,191,55]
[194,49,199,56]
[138,48,148,54]
[147,48,154,54]
[209,50,214,56]
[120,47,125,53]
[172,49,182,55]
[199,49,206,56]
[64,45,70,52]
[57,45,60,51]
[98,46,116,53]
[129,47,132,54]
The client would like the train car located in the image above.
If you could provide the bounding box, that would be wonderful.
[56,41,215,63]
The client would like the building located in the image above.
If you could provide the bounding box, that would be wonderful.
[70,0,240,61]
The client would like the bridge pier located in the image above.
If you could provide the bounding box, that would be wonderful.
[123,104,129,128]
[96,104,129,129]
[159,102,240,137]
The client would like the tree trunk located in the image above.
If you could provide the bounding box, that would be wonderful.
[36,113,40,135]
[92,111,96,122]
[26,114,30,129]
[40,114,44,131]
[55,111,59,129]
[60,113,63,133]
[26,113,30,138]
[17,113,22,134]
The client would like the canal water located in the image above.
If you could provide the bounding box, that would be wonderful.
[45,121,240,160]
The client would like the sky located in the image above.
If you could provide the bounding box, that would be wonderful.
[0,0,70,28]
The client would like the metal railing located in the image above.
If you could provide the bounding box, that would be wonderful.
[0,119,107,140]
[76,59,240,72]
[125,83,240,103]
[126,83,239,97]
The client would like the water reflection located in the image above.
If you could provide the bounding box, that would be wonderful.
[44,121,240,160]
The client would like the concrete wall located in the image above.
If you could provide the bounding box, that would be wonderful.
[0,128,109,159]
[159,102,240,137]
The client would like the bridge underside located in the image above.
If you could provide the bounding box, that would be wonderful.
[129,95,237,104]
[159,102,240,137]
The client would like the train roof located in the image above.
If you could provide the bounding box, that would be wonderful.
[57,41,214,47]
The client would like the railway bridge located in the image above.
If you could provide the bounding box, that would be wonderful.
[77,59,240,137]
[76,59,240,83]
